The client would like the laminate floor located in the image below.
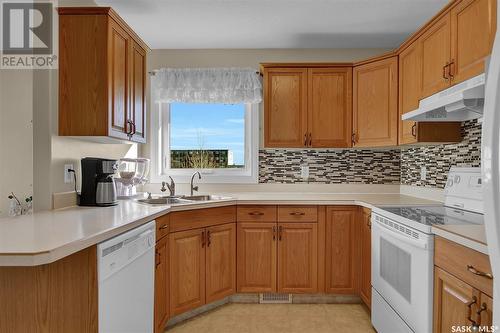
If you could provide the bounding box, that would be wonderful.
[166,303,375,333]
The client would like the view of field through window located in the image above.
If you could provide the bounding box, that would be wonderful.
[169,103,246,169]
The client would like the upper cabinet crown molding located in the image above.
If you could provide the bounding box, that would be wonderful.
[58,7,149,143]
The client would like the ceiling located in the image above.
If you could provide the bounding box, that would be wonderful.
[96,0,449,49]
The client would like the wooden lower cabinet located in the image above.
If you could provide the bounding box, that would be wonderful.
[169,229,206,316]
[154,236,169,333]
[237,222,277,292]
[278,223,318,293]
[359,208,371,308]
[206,223,236,303]
[325,206,358,294]
[434,267,480,333]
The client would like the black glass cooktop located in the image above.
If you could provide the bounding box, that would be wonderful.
[381,206,483,226]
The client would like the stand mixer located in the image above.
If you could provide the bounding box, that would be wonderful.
[114,158,150,198]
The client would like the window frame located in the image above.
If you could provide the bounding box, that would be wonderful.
[149,102,259,184]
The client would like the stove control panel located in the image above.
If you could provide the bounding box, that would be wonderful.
[444,167,482,213]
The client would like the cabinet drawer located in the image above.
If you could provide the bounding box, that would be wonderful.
[435,237,493,297]
[278,206,318,222]
[156,214,169,241]
[170,206,236,232]
[237,205,277,222]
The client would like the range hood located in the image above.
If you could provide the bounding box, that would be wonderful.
[402,73,485,122]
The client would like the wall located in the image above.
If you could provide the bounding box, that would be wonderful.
[144,48,391,183]
[0,70,34,216]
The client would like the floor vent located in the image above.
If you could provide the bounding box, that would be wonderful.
[259,293,292,304]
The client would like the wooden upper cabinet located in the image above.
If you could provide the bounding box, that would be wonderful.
[154,236,169,333]
[399,41,462,145]
[353,57,398,147]
[130,41,147,142]
[359,208,371,309]
[262,65,352,148]
[205,223,236,303]
[450,0,497,84]
[169,229,205,316]
[237,223,277,293]
[399,41,422,145]
[109,20,130,140]
[308,68,353,148]
[277,223,318,293]
[420,13,452,98]
[264,68,308,148]
[58,7,149,143]
[325,206,358,294]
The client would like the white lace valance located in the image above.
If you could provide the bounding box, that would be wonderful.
[151,67,262,104]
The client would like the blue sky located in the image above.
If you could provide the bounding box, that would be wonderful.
[170,103,245,165]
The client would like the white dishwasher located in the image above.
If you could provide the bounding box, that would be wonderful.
[98,221,156,333]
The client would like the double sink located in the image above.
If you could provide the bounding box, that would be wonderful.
[137,195,227,205]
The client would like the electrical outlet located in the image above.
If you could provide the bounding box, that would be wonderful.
[64,164,74,183]
[300,165,309,180]
[420,166,427,181]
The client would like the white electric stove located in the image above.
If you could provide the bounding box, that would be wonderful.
[371,167,483,333]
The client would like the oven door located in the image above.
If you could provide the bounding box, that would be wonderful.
[371,213,434,333]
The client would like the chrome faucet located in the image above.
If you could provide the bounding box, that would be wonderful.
[190,172,201,196]
[161,176,176,196]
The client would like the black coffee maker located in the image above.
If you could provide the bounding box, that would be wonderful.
[79,157,118,206]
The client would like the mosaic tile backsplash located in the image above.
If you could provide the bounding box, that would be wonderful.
[400,119,481,188]
[259,149,401,184]
[259,120,481,188]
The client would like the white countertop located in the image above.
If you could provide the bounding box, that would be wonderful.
[0,192,486,265]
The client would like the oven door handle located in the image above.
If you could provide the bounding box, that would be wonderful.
[373,220,430,250]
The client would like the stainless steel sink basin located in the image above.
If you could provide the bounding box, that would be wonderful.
[137,197,184,205]
[182,195,227,201]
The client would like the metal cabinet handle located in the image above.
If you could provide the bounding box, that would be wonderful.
[351,133,357,145]
[308,133,312,147]
[272,225,276,241]
[467,265,493,279]
[278,225,283,241]
[443,62,450,80]
[467,296,479,328]
[201,230,206,248]
[477,302,488,325]
[289,211,305,216]
[155,250,161,268]
[126,120,133,139]
[411,123,417,138]
[207,230,211,247]
[304,133,308,146]
[159,225,168,230]
[249,211,264,216]
[449,59,455,79]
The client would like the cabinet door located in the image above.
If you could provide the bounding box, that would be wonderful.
[399,41,422,145]
[206,223,236,303]
[450,0,497,84]
[237,223,277,292]
[420,13,452,98]
[130,40,147,143]
[108,20,131,139]
[325,206,358,294]
[154,236,169,333]
[434,267,480,333]
[359,208,371,308]
[308,68,352,148]
[353,57,398,147]
[169,229,205,316]
[277,222,318,293]
[264,68,308,148]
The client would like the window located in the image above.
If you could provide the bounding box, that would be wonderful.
[150,102,259,183]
